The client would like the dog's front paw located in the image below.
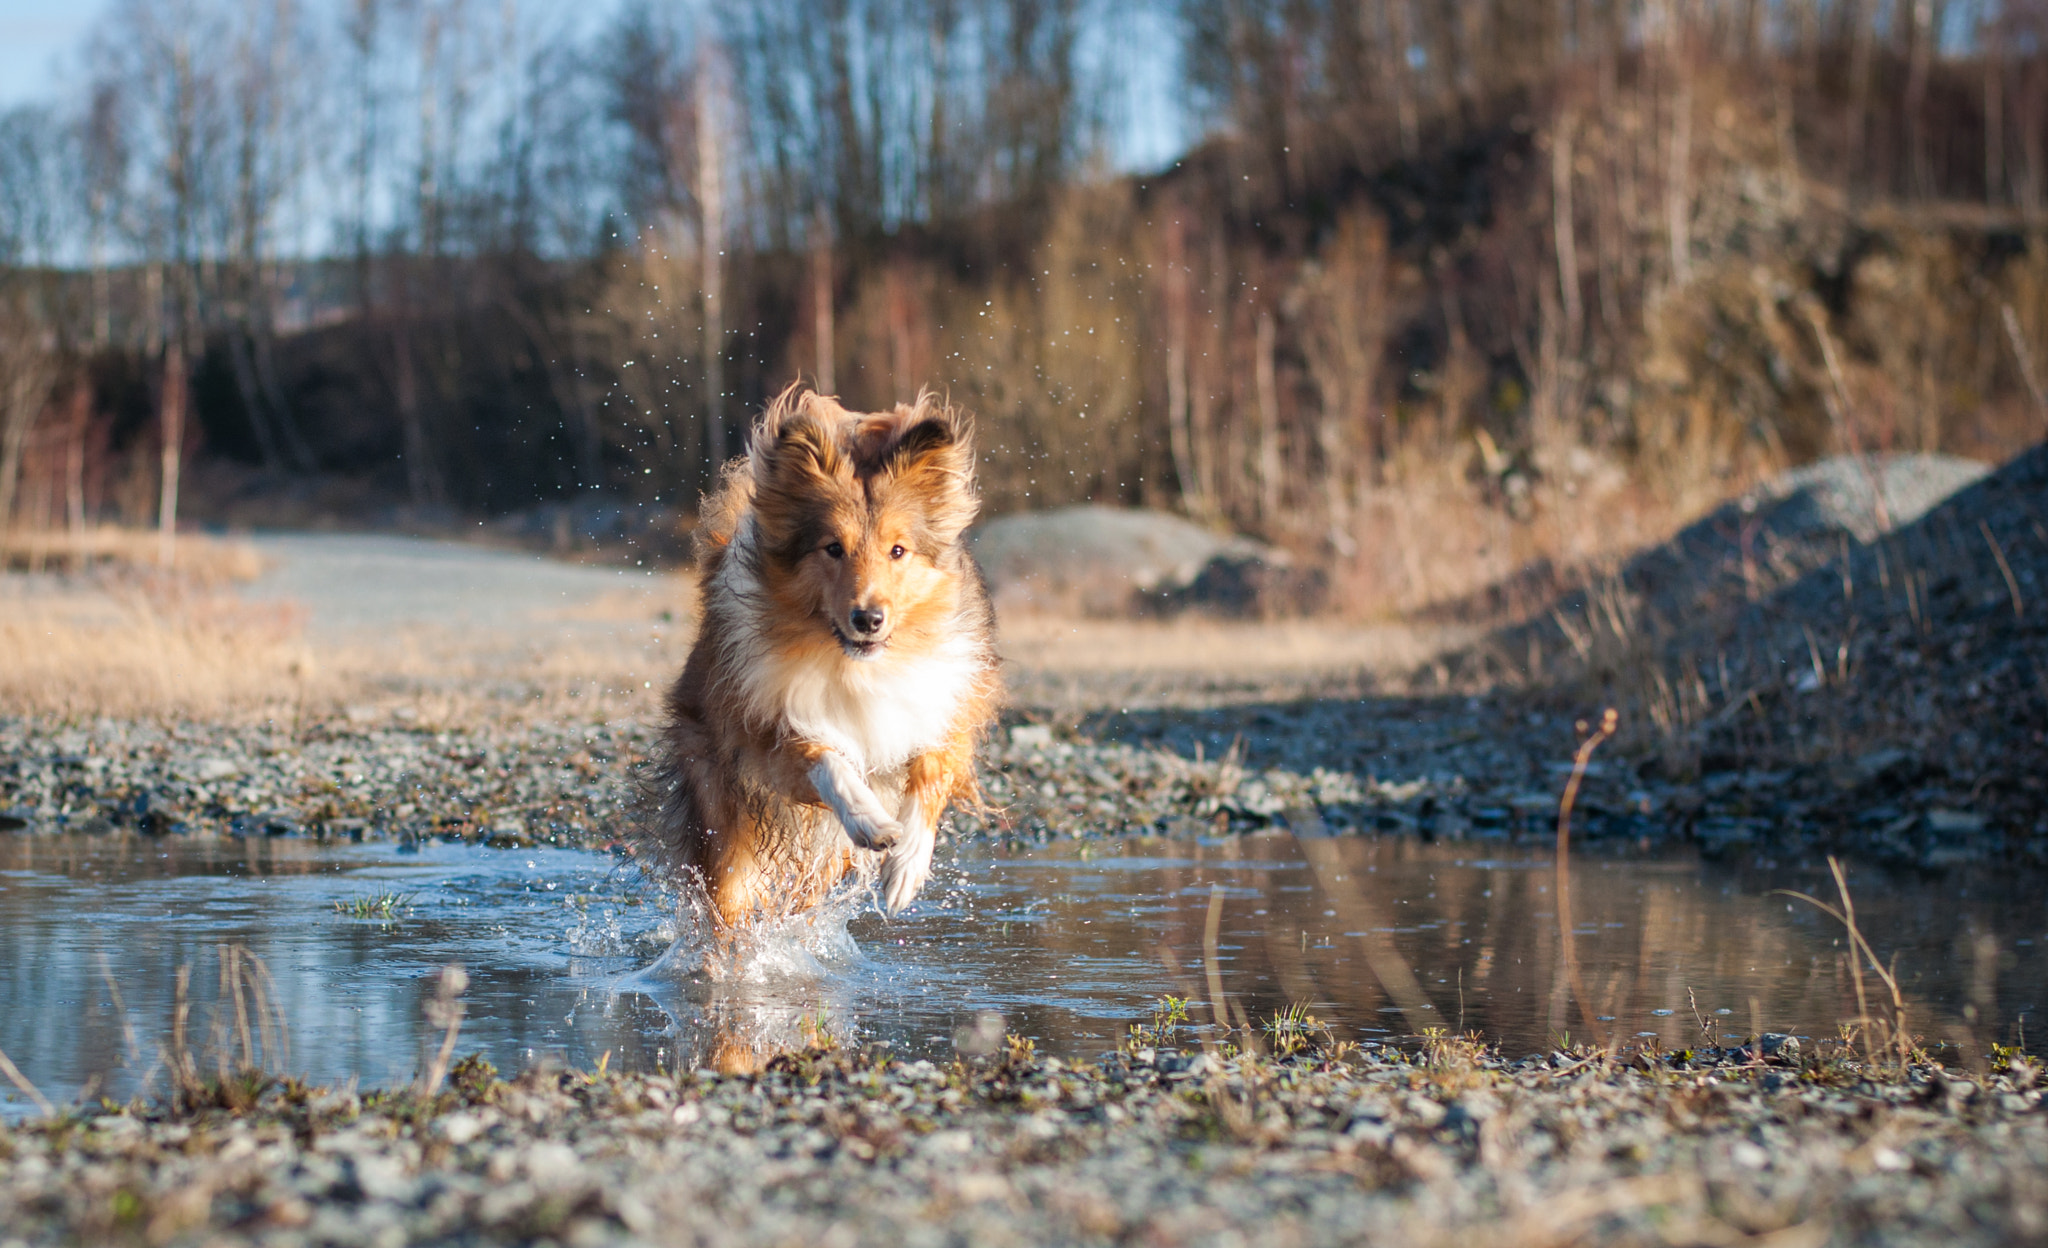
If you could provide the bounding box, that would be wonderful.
[840,808,902,852]
[809,754,901,851]
[879,806,936,914]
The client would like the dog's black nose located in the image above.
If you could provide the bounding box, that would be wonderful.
[849,607,886,636]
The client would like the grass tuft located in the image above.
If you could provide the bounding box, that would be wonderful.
[333,892,412,920]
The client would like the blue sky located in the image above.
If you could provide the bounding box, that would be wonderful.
[0,0,1186,172]
[0,0,108,107]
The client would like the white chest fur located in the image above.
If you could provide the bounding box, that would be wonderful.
[713,526,978,776]
[756,632,977,774]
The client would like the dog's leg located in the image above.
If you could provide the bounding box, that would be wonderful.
[879,792,936,915]
[807,751,901,851]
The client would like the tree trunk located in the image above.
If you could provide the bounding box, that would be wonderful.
[1199,230,1229,512]
[0,328,56,536]
[1666,68,1693,286]
[1986,16,2005,206]
[1163,213,1201,516]
[1553,111,1582,353]
[812,205,835,394]
[1384,0,1418,160]
[228,328,286,470]
[252,312,317,471]
[392,330,445,509]
[698,52,727,467]
[1847,0,1874,190]
[65,387,87,571]
[1905,0,1934,197]
[157,339,187,568]
[887,263,915,397]
[1255,309,1282,529]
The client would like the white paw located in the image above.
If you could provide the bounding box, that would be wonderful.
[879,799,936,914]
[842,807,902,852]
[809,755,901,851]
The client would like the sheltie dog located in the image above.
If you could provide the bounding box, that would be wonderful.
[643,385,1002,928]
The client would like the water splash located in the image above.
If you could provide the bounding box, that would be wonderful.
[613,876,885,1069]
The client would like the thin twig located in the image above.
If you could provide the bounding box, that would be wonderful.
[97,953,144,1070]
[415,965,469,1098]
[1557,708,1618,1048]
[1203,885,1229,1052]
[1777,856,1909,1068]
[0,1044,57,1118]
[1981,520,2024,619]
[2003,302,2048,423]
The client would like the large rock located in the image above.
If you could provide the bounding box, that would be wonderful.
[1738,453,1988,544]
[970,506,1283,617]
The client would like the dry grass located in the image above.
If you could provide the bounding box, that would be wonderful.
[0,536,702,722]
[1331,444,1775,623]
[1,526,267,585]
[0,582,324,719]
[2,528,324,720]
[999,614,1472,678]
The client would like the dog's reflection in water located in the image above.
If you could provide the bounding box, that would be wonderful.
[622,883,869,1075]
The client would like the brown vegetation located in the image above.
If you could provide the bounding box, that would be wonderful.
[0,557,316,720]
[1,2,2045,621]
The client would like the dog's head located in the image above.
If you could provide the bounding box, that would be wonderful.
[747,386,978,660]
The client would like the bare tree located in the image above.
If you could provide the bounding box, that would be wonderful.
[1161,209,1200,515]
[811,203,836,393]
[698,43,729,467]
[0,316,58,533]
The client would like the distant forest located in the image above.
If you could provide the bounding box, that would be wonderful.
[3,1,2048,593]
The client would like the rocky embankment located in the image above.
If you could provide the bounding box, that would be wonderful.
[2,1038,2043,1248]
[1,675,2029,870]
[7,450,2042,871]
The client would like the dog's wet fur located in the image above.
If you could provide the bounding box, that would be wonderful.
[642,387,1002,927]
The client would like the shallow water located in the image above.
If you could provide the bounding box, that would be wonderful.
[3,831,2044,1116]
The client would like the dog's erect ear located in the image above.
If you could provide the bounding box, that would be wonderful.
[877,396,978,545]
[749,386,852,554]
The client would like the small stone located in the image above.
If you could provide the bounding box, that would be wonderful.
[438,1112,486,1146]
[1925,808,1986,836]
[193,757,241,781]
[1008,725,1054,749]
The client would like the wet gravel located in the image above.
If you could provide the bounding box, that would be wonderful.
[0,697,1775,864]
[0,711,650,850]
[1,1041,2042,1248]
[0,684,2021,872]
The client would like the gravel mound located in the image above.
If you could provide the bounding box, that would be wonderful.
[1463,453,1990,673]
[971,506,1275,616]
[1762,452,1989,543]
[1446,442,2046,866]
[1662,441,2048,860]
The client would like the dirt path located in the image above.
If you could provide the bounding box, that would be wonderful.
[237,533,683,651]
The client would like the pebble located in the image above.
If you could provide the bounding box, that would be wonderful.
[4,1042,2037,1247]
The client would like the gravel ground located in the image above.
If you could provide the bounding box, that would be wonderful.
[3,449,2040,869]
[1,1038,2042,1248]
[0,696,1701,856]
[6,460,2047,1246]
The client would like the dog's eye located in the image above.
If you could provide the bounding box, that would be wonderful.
[890,544,906,560]
[824,542,845,559]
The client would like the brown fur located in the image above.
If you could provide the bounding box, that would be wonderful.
[642,386,1002,928]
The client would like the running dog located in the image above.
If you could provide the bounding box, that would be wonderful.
[643,386,1002,927]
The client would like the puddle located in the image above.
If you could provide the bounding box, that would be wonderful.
[3,831,2044,1116]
